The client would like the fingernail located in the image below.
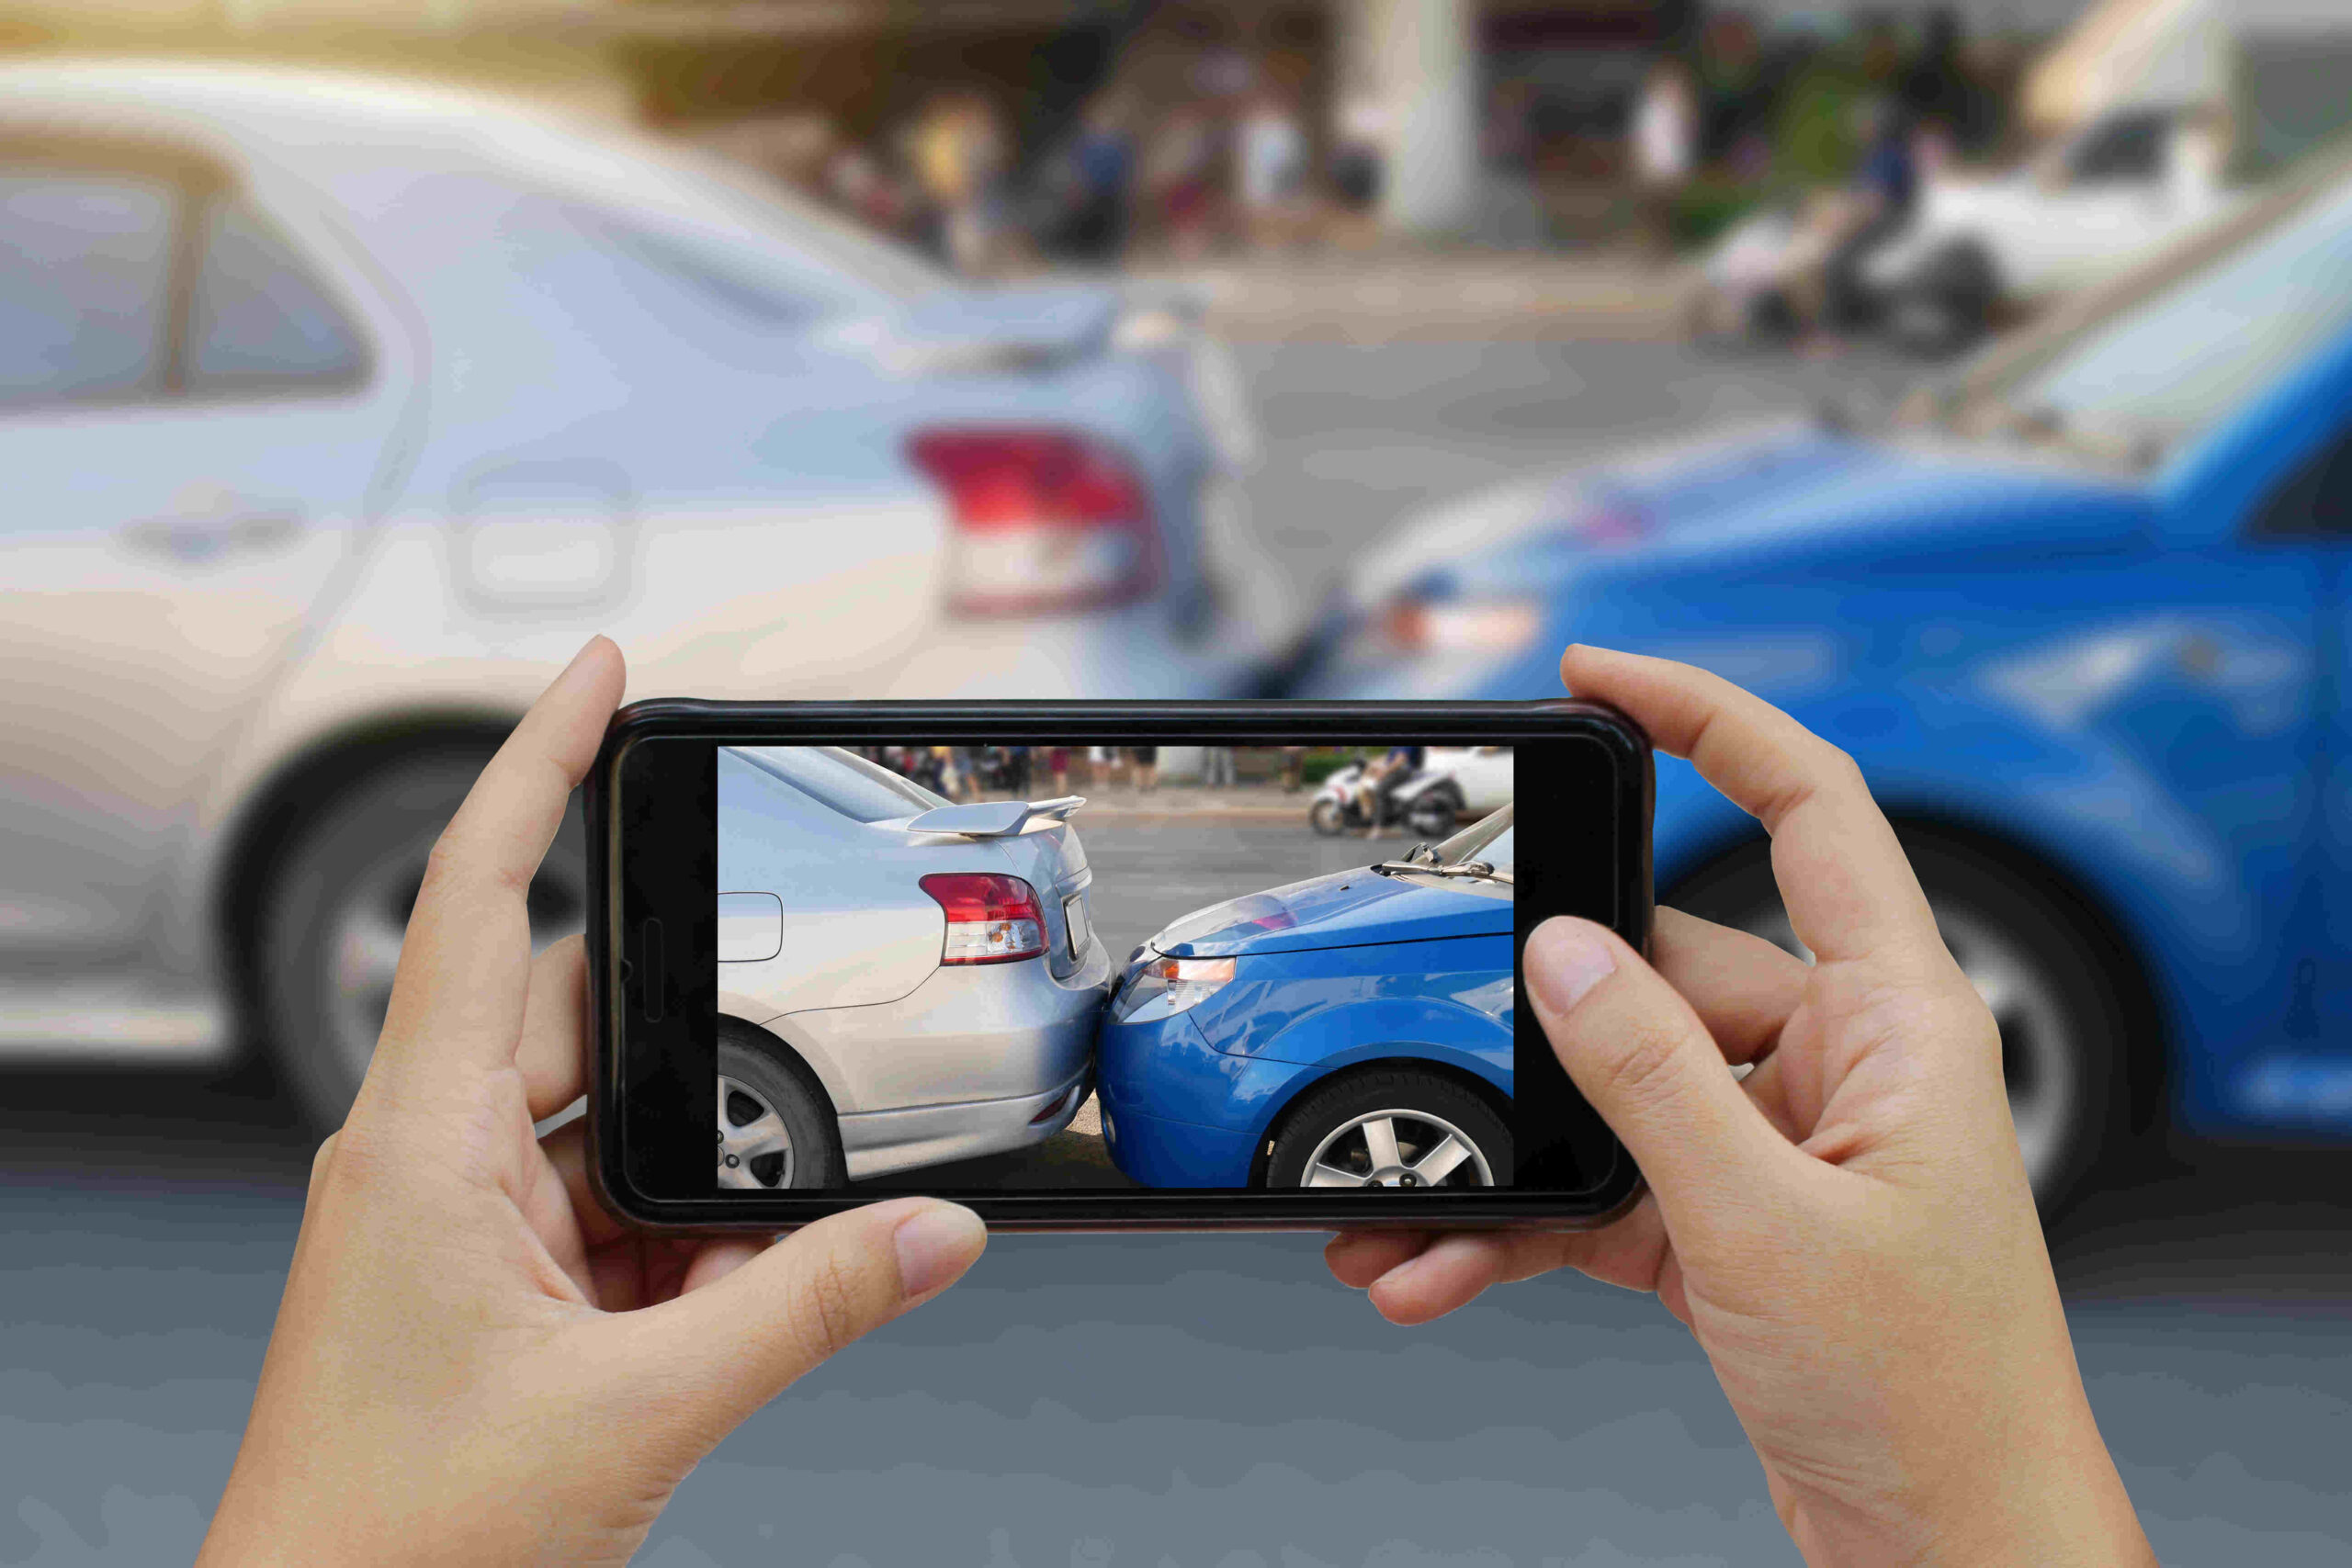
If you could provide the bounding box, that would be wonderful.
[893,1203,985,1300]
[1523,919,1617,1014]
[555,635,609,686]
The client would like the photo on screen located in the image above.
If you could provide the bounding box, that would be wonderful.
[713,740,1515,1193]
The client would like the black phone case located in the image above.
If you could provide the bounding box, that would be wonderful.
[586,699,1653,1233]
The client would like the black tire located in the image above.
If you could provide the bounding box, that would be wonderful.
[1889,244,1996,359]
[255,748,587,1132]
[1668,830,2144,1217]
[1407,785,1462,840]
[717,1025,843,1190]
[1265,1068,1512,1190]
[1309,797,1347,837]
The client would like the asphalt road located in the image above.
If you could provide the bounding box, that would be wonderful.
[10,338,2352,1564]
[1227,337,1920,610]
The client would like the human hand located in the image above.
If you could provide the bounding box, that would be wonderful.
[1326,647,2153,1567]
[198,639,987,1568]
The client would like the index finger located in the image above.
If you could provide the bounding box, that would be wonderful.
[1560,644,1939,964]
[374,637,626,1083]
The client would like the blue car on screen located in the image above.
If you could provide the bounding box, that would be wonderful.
[1097,807,1516,1190]
[1288,142,2352,1212]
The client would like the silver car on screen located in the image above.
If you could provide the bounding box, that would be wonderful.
[716,746,1109,1188]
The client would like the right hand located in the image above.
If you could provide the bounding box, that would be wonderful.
[1327,647,2154,1567]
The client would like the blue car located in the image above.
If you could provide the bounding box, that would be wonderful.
[1098,807,1516,1190]
[1292,141,2352,1211]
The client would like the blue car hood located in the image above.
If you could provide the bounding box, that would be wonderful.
[1151,868,1510,959]
[1363,423,2154,608]
[1598,427,2149,546]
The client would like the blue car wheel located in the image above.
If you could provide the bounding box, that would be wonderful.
[1264,1069,1512,1190]
[1670,830,2142,1215]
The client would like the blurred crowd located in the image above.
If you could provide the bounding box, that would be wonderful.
[709,6,2042,274]
[1624,7,2028,254]
[779,75,1333,275]
[860,746,1318,801]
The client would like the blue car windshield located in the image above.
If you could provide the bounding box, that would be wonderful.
[1918,145,2352,467]
[1433,805,1514,869]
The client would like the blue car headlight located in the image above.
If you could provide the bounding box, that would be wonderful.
[1110,954,1236,1023]
[1342,595,1544,667]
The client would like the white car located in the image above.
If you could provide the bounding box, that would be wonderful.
[1864,105,2238,355]
[1422,747,1512,815]
[0,61,1286,1126]
[718,747,1107,1186]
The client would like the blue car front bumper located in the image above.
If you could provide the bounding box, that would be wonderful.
[1096,1006,1315,1189]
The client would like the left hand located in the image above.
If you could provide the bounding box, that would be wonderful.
[198,637,987,1568]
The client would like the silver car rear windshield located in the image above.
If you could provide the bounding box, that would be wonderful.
[729,746,948,823]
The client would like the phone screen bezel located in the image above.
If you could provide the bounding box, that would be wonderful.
[588,700,1651,1232]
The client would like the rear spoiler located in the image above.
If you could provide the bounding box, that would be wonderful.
[904,796,1087,838]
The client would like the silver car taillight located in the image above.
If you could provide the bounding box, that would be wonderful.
[907,428,1163,617]
[920,873,1046,964]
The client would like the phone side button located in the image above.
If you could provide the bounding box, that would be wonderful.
[641,919,665,1023]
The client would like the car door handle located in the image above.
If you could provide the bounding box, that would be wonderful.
[122,507,304,564]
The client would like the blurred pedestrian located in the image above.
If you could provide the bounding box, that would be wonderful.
[1048,746,1070,795]
[932,743,967,801]
[1203,745,1236,790]
[911,95,1008,274]
[1237,85,1307,249]
[1698,11,1774,186]
[1148,107,1220,261]
[1060,95,1136,262]
[1129,744,1159,795]
[1901,8,1973,178]
[1330,96,1385,219]
[1281,745,1306,794]
[1798,95,1918,351]
[1631,57,1698,257]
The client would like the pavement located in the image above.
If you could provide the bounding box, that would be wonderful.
[1159,247,1702,345]
[1059,785,1308,819]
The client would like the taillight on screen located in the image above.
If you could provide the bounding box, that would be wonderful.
[920,873,1047,964]
[906,429,1162,617]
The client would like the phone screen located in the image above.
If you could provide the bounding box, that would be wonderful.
[598,707,1647,1227]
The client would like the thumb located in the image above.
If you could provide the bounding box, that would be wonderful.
[622,1197,986,1442]
[1523,917,1792,1229]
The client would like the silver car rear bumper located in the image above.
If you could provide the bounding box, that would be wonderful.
[839,1064,1091,1180]
[787,935,1111,1179]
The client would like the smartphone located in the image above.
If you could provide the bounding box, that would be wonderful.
[585,701,1650,1232]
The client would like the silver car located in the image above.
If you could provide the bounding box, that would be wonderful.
[0,60,1283,1130]
[717,747,1108,1187]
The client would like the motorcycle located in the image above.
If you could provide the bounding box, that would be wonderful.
[1309,760,1464,840]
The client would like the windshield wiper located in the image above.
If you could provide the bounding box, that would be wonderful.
[1374,859,1514,886]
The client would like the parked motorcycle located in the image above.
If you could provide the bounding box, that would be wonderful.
[1309,760,1464,839]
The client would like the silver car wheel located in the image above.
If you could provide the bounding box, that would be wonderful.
[1299,1108,1495,1189]
[322,816,585,1098]
[718,1073,797,1190]
[1736,902,2077,1200]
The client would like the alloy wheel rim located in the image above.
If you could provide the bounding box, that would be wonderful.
[718,1074,797,1190]
[1300,1108,1495,1189]
[1736,899,2076,1195]
[325,829,583,1099]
